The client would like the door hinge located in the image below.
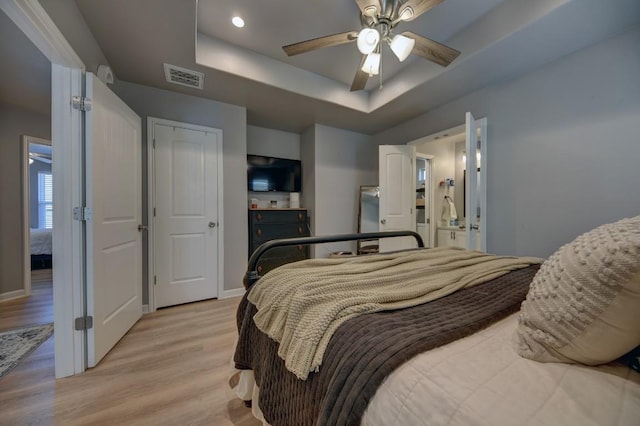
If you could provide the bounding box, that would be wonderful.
[154,275,157,285]
[153,207,156,217]
[153,139,156,149]
[72,96,92,111]
[74,316,94,331]
[73,206,93,221]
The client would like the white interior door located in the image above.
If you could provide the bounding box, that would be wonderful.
[85,73,142,367]
[153,122,221,309]
[379,144,416,252]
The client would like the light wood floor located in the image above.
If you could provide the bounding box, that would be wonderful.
[0,274,259,426]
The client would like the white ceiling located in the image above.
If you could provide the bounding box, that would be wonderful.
[3,0,640,134]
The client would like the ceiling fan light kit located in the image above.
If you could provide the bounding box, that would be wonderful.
[357,28,381,55]
[282,0,460,92]
[389,34,415,62]
[362,53,381,76]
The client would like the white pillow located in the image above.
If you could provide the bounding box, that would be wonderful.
[514,215,640,365]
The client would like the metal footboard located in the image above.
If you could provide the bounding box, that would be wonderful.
[243,230,424,289]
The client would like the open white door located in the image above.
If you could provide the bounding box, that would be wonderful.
[465,113,486,251]
[379,144,416,252]
[152,121,222,309]
[85,73,142,367]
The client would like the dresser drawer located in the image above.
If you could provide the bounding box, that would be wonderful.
[250,210,306,224]
[251,223,308,243]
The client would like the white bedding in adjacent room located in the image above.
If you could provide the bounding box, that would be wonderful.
[30,228,52,255]
[362,314,640,426]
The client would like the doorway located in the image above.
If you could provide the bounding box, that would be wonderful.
[415,154,434,248]
[408,115,487,252]
[22,136,53,298]
[147,118,224,311]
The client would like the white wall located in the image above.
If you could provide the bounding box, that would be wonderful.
[114,81,248,298]
[374,25,640,258]
[308,124,377,257]
[0,103,51,295]
[247,125,299,159]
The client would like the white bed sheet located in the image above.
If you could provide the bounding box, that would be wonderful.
[362,314,640,426]
[235,313,640,425]
[30,228,52,255]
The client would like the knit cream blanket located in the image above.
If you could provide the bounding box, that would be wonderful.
[248,247,541,380]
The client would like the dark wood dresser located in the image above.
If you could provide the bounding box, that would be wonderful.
[248,209,310,275]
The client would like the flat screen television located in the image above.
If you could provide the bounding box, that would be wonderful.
[247,155,302,192]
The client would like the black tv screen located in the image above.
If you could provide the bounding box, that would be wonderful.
[247,155,302,192]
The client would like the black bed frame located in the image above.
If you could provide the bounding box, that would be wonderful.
[243,231,424,289]
[31,254,52,270]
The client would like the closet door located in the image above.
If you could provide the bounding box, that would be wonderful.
[379,144,416,252]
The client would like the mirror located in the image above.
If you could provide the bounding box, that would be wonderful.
[357,185,380,254]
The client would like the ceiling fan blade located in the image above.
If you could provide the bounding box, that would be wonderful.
[354,0,382,17]
[397,0,445,22]
[30,153,52,164]
[283,31,358,57]
[402,31,460,67]
[350,56,369,92]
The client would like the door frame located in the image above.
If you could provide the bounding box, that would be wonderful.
[21,135,52,299]
[2,0,86,378]
[146,117,225,313]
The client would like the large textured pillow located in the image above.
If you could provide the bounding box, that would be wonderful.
[514,215,640,365]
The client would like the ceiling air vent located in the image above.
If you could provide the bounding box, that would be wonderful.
[163,63,204,90]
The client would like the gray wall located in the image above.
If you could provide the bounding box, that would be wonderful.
[300,126,316,251]
[307,124,377,257]
[114,81,248,300]
[0,103,51,295]
[374,25,640,258]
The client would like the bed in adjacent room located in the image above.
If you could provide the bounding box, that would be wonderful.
[232,216,640,426]
[30,228,52,269]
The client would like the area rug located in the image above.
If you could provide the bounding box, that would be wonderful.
[0,323,53,379]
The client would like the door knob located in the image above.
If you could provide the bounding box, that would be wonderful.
[137,224,147,232]
[380,219,386,225]
[208,221,216,228]
[470,224,479,230]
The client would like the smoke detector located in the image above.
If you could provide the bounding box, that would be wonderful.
[163,63,204,90]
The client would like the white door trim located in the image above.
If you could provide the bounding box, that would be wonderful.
[146,117,225,312]
[0,0,84,69]
[1,0,86,378]
[21,135,51,299]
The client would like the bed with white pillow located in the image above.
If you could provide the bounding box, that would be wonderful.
[233,216,640,425]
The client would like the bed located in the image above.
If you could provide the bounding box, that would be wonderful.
[30,228,52,269]
[232,218,640,425]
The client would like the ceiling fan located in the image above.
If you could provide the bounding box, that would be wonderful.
[282,0,461,92]
[29,152,52,164]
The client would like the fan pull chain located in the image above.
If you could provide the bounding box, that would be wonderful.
[379,54,384,90]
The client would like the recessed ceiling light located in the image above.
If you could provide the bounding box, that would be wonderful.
[232,16,245,28]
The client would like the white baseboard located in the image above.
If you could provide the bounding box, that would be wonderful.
[0,289,27,302]
[142,304,149,314]
[221,288,245,299]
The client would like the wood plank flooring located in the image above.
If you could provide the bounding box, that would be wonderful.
[0,275,260,426]
[0,278,53,332]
